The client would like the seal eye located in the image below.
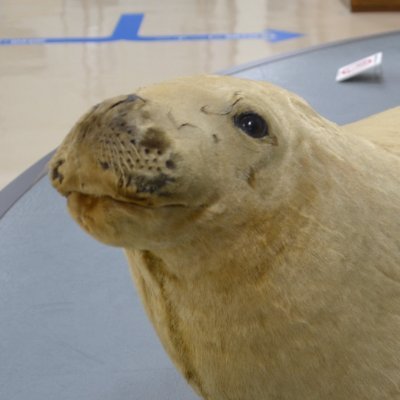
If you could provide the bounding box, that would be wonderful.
[234,113,269,139]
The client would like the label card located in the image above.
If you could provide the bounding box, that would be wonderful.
[336,52,383,82]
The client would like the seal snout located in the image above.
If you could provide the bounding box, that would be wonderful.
[49,94,180,203]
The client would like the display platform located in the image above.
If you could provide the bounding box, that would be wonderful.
[1,31,399,400]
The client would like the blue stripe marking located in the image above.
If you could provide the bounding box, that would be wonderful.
[0,13,302,46]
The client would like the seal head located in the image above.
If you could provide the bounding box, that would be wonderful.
[50,75,310,250]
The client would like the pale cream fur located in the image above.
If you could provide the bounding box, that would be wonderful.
[344,106,400,156]
[49,75,400,400]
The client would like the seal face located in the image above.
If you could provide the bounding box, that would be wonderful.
[50,75,284,249]
[50,75,400,400]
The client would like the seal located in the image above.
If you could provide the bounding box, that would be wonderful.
[49,75,400,400]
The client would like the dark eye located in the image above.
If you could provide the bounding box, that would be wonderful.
[234,113,269,138]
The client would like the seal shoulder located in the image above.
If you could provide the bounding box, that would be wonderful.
[343,106,400,156]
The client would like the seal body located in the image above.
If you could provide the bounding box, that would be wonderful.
[49,75,400,399]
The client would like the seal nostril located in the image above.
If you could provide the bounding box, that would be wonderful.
[166,160,176,170]
[99,161,110,170]
[52,159,65,183]
[52,169,64,183]
[126,94,145,103]
[108,94,144,110]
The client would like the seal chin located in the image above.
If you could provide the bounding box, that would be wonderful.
[65,192,161,247]
[66,190,208,249]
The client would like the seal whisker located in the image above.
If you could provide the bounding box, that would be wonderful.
[201,97,243,116]
[129,141,142,160]
[116,139,133,173]
[178,123,198,130]
[108,139,125,179]
[231,97,243,108]
[167,111,179,128]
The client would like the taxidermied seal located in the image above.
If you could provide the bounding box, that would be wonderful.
[49,75,400,400]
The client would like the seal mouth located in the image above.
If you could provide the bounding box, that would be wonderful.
[66,191,187,210]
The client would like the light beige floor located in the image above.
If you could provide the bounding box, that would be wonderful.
[1,0,399,190]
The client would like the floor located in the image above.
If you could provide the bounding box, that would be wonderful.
[0,0,399,190]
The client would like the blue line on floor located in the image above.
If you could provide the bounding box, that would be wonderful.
[0,13,302,46]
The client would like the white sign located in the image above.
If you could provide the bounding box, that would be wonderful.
[336,52,383,82]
